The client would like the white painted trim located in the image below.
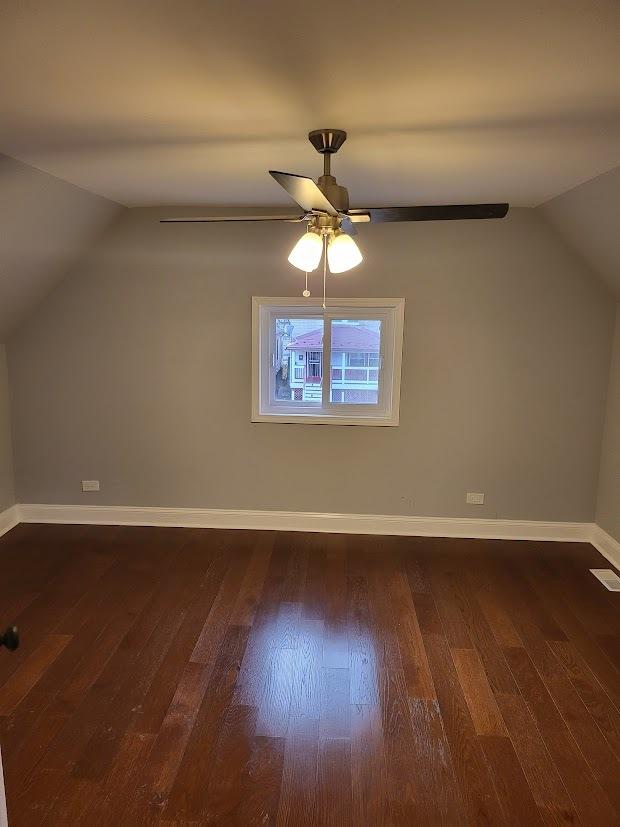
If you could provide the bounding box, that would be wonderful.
[0,746,7,827]
[15,503,593,543]
[589,524,620,572]
[0,505,19,539]
[251,297,405,427]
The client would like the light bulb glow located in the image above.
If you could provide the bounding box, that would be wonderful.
[327,232,363,273]
[288,231,323,272]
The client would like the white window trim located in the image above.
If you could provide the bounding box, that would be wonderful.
[251,297,405,426]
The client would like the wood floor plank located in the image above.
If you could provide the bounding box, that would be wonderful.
[235,734,286,825]
[547,639,620,758]
[277,716,319,827]
[451,648,507,736]
[0,634,72,715]
[350,704,389,827]
[475,586,523,649]
[201,703,259,823]
[408,698,467,825]
[505,570,620,814]
[163,624,250,821]
[428,550,475,649]
[423,625,507,824]
[136,660,213,814]
[479,734,544,825]
[1,559,156,787]
[71,599,187,780]
[318,737,352,827]
[290,617,323,719]
[524,557,620,704]
[494,690,579,826]
[28,536,189,781]
[504,645,618,825]
[1,524,618,825]
[319,668,350,739]
[233,539,295,706]
[255,645,297,738]
[80,730,156,826]
[228,532,274,626]
[189,531,254,664]
[386,560,436,700]
[346,575,379,706]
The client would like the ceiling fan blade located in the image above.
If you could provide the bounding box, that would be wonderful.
[160,214,306,223]
[269,171,339,216]
[348,204,509,222]
[340,216,357,236]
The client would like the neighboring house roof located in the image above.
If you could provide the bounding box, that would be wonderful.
[287,324,380,352]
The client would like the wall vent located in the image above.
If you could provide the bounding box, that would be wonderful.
[590,569,620,592]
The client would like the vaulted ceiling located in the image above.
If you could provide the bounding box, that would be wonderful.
[0,155,122,339]
[542,167,620,297]
[0,0,618,207]
[0,1,618,343]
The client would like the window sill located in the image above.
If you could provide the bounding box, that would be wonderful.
[251,412,399,427]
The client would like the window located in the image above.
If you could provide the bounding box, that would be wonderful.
[252,297,405,426]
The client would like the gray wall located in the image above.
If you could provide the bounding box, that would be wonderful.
[0,154,123,339]
[597,305,620,542]
[0,346,15,512]
[541,166,620,297]
[7,207,615,521]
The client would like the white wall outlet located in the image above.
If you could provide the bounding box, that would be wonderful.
[81,480,100,492]
[466,492,485,505]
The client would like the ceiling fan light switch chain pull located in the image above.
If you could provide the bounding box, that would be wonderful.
[323,234,328,310]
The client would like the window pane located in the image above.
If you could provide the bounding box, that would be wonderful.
[274,317,323,404]
[330,319,381,404]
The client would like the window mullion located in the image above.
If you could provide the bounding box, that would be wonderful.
[322,312,332,410]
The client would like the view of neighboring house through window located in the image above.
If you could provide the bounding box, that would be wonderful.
[275,318,382,405]
[253,298,404,426]
[274,317,324,403]
[329,319,381,404]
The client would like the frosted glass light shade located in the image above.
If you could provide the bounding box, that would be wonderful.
[327,232,363,273]
[288,231,323,271]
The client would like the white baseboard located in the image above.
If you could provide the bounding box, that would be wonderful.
[15,502,593,544]
[5,504,619,567]
[0,504,19,539]
[589,524,620,571]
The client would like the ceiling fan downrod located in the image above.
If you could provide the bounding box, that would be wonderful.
[308,129,350,213]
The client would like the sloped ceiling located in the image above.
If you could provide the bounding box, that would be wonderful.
[540,167,620,297]
[0,0,617,336]
[0,154,123,341]
[0,0,618,207]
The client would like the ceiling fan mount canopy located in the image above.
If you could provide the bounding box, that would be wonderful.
[308,128,347,155]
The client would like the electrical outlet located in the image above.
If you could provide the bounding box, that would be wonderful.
[466,492,484,505]
[82,480,100,492]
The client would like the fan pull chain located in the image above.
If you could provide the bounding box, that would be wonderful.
[322,233,327,309]
[303,271,310,298]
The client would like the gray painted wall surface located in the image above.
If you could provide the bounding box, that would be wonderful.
[0,346,14,512]
[7,207,615,521]
[597,305,620,542]
[0,154,123,339]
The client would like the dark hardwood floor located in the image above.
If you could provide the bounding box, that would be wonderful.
[0,523,618,825]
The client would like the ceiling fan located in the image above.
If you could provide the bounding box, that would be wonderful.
[161,129,509,274]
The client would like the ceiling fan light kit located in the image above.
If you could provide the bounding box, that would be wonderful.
[287,228,323,272]
[162,127,509,285]
[327,229,363,274]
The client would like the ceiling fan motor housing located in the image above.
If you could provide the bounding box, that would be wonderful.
[318,174,349,212]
